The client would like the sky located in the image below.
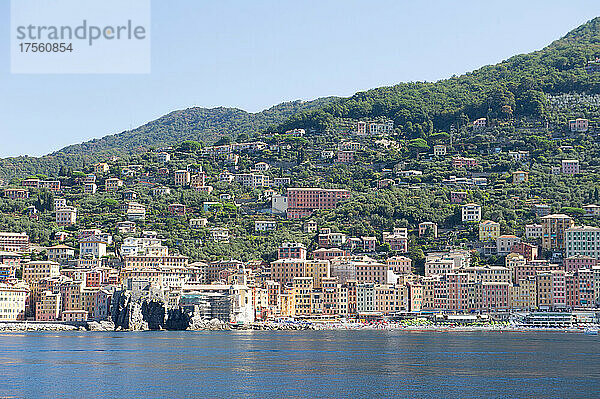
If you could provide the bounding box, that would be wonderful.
[1,0,600,158]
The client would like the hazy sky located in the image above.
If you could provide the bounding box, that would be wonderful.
[1,0,600,157]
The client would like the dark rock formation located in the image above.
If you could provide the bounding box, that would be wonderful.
[165,307,192,331]
[141,299,166,330]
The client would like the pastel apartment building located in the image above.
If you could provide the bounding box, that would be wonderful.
[80,235,107,258]
[255,220,277,232]
[479,220,500,242]
[512,171,529,184]
[336,150,355,163]
[190,173,206,189]
[278,242,307,260]
[94,163,110,174]
[286,188,351,219]
[561,159,580,175]
[209,228,229,243]
[355,120,394,135]
[383,228,408,252]
[0,282,29,321]
[496,235,521,256]
[105,178,123,192]
[511,242,538,261]
[47,245,75,263]
[564,255,597,273]
[4,188,29,199]
[452,157,478,169]
[84,183,97,194]
[0,232,29,252]
[451,191,469,204]
[565,226,600,259]
[386,256,412,274]
[525,224,543,240]
[433,145,447,156]
[417,222,437,238]
[234,173,270,188]
[313,248,346,260]
[569,118,589,132]
[20,179,61,192]
[541,214,574,249]
[461,203,481,222]
[35,291,61,321]
[174,170,191,186]
[56,206,77,226]
[253,162,270,172]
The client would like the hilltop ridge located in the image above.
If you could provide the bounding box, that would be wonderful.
[2,17,600,180]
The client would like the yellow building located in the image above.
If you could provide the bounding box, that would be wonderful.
[292,277,313,316]
[510,276,537,310]
[303,260,330,290]
[479,220,501,242]
[512,171,529,184]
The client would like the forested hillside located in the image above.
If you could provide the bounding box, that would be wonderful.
[278,17,600,136]
[3,17,600,180]
[0,98,335,180]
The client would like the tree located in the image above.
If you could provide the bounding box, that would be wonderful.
[178,140,203,152]
[214,136,232,146]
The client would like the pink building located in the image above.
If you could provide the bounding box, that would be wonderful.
[512,260,563,284]
[565,273,579,309]
[386,256,412,274]
[361,236,376,252]
[511,242,538,261]
[336,151,355,163]
[286,188,351,219]
[446,273,470,311]
[577,269,595,307]
[452,157,478,169]
[313,248,346,260]
[481,282,509,310]
[277,243,307,260]
[564,255,597,273]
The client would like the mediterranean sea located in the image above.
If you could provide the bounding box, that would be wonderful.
[0,330,598,398]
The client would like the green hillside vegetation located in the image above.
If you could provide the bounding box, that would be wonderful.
[277,17,600,137]
[2,18,600,266]
[0,98,336,180]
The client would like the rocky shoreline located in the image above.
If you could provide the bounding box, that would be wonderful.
[0,320,597,333]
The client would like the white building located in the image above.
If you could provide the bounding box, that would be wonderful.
[54,198,67,210]
[525,224,543,240]
[461,203,481,222]
[120,237,168,257]
[255,220,277,232]
[79,235,107,258]
[190,218,208,229]
[0,282,28,321]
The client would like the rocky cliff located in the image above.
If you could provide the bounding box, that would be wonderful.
[111,290,227,331]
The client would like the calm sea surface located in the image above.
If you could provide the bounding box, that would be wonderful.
[0,330,598,398]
